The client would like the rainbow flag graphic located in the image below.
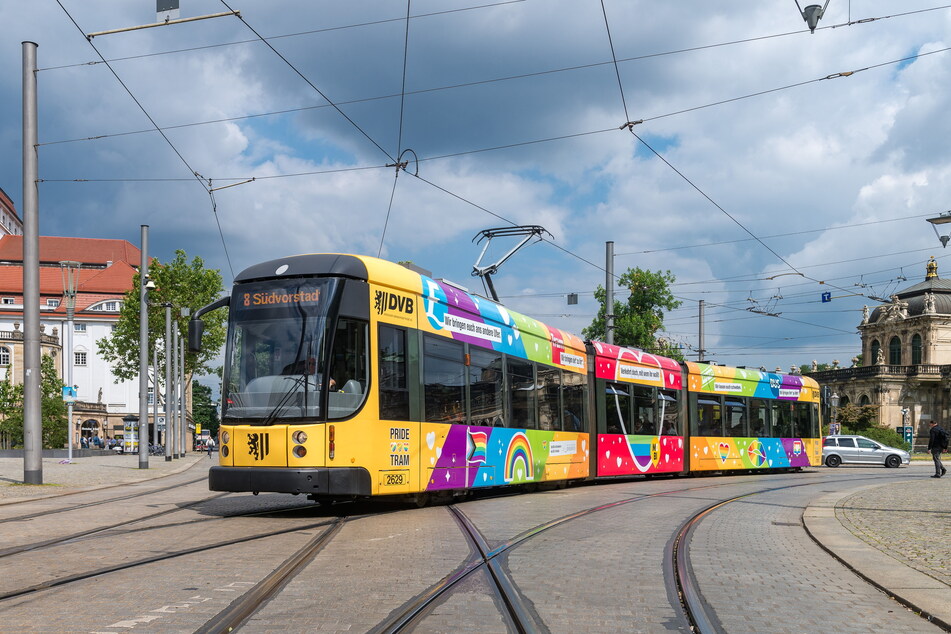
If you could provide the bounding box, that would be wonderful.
[467,429,488,463]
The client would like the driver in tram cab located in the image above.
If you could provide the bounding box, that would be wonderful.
[282,357,336,389]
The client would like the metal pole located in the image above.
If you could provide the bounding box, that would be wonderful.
[698,299,706,362]
[138,225,149,469]
[171,326,179,458]
[605,241,614,345]
[60,260,81,463]
[152,345,159,447]
[180,329,187,454]
[164,304,172,461]
[66,327,73,462]
[22,41,42,485]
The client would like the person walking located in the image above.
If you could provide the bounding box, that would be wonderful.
[927,421,948,478]
[207,436,216,458]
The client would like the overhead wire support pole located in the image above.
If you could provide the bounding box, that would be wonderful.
[85,11,239,39]
[22,41,42,485]
[471,225,551,303]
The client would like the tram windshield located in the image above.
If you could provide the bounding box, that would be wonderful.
[223,278,339,421]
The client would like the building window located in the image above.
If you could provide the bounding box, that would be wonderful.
[46,299,60,308]
[2,298,14,305]
[74,323,86,332]
[0,346,9,366]
[74,351,87,366]
[147,386,154,406]
[912,334,922,365]
[859,394,870,406]
[888,336,901,365]
[870,340,880,364]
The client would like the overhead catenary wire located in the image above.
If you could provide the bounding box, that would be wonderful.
[53,0,237,280]
[41,2,946,361]
[378,1,414,258]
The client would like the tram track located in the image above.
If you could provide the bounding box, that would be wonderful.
[194,518,346,634]
[0,492,327,559]
[669,473,925,634]
[0,474,210,524]
[366,471,910,633]
[0,516,341,602]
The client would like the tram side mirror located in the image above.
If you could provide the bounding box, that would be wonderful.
[188,317,204,353]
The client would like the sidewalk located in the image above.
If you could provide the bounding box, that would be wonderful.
[0,452,206,503]
[803,469,951,630]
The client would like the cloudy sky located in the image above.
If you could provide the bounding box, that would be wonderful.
[2,0,951,375]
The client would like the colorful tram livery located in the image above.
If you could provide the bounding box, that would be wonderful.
[188,254,822,504]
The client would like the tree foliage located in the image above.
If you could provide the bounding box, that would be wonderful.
[833,404,879,432]
[192,382,219,437]
[97,250,226,384]
[583,267,683,359]
[0,354,67,448]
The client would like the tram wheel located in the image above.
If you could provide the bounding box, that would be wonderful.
[412,492,430,508]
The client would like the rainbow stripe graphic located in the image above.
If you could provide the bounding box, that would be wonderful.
[466,429,488,463]
[747,440,767,467]
[504,432,534,482]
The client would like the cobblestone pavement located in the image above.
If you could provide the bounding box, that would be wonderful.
[0,452,206,502]
[836,479,951,586]
[1,456,948,632]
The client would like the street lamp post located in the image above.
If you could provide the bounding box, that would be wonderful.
[164,302,173,461]
[59,260,81,463]
[830,392,840,435]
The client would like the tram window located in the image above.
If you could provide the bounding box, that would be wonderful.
[605,383,630,434]
[793,402,812,438]
[772,401,793,438]
[697,397,722,436]
[632,386,655,434]
[328,318,370,419]
[468,347,504,427]
[378,326,409,421]
[423,336,465,423]
[507,358,536,429]
[658,390,679,435]
[562,371,586,432]
[725,401,746,437]
[537,365,562,431]
[810,403,820,438]
[749,399,769,437]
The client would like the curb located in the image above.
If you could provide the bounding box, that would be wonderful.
[802,483,951,632]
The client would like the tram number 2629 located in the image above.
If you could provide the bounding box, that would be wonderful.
[383,472,408,486]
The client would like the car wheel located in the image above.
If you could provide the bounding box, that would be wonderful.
[825,454,841,467]
[885,455,901,468]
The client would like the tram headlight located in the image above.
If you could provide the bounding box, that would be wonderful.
[221,431,230,445]
[221,445,229,458]
[292,430,308,444]
[293,445,307,458]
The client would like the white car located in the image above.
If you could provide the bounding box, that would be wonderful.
[822,435,910,468]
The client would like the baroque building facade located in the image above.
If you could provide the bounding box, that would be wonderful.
[810,256,951,446]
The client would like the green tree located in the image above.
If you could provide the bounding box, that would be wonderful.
[97,250,226,384]
[192,382,219,437]
[0,354,67,448]
[583,267,683,359]
[834,403,879,432]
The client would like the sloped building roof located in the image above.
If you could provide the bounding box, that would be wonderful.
[0,235,140,267]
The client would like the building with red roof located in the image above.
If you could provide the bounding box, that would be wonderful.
[0,234,186,451]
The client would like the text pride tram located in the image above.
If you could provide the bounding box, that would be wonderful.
[188,254,821,504]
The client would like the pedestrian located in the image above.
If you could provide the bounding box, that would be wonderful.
[207,436,216,457]
[927,421,948,478]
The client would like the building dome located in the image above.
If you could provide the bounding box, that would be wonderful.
[868,257,951,322]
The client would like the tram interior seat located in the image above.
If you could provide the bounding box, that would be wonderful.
[341,379,362,395]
